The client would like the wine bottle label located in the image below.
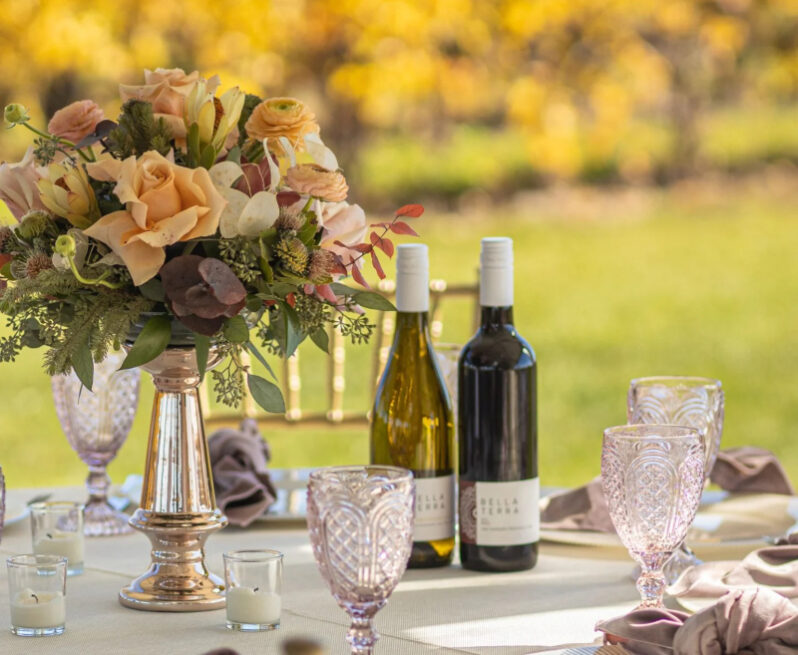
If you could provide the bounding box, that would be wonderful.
[459,478,540,546]
[413,474,455,542]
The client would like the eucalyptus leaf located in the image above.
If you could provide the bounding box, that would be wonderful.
[328,282,359,297]
[121,315,171,370]
[310,327,329,354]
[195,334,210,381]
[223,315,249,343]
[283,303,303,358]
[247,374,285,413]
[137,278,165,302]
[353,291,396,311]
[246,342,277,381]
[72,339,94,391]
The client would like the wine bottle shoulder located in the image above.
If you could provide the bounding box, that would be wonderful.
[460,326,536,370]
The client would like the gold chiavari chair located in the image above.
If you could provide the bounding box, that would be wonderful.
[202,278,479,431]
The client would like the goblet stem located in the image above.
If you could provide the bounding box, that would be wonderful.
[346,614,377,655]
[87,465,110,505]
[83,465,132,536]
[636,564,667,609]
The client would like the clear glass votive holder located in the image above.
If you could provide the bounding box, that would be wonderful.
[30,502,85,576]
[7,554,67,637]
[224,549,283,632]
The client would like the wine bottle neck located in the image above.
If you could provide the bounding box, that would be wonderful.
[480,306,514,328]
[393,311,432,348]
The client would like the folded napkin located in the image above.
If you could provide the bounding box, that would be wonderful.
[668,538,798,600]
[597,588,798,655]
[542,448,795,534]
[208,418,277,527]
[711,447,795,496]
[540,477,615,532]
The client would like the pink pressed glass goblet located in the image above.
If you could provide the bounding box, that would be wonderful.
[306,465,414,655]
[601,425,704,609]
[51,350,140,536]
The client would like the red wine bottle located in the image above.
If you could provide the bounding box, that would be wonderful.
[458,237,538,572]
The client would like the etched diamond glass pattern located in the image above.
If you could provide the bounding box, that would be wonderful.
[52,350,140,536]
[601,425,704,609]
[307,466,414,655]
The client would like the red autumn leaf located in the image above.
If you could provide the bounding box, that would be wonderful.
[369,222,390,229]
[370,250,386,279]
[334,240,372,254]
[351,263,370,288]
[285,293,296,308]
[369,232,395,257]
[388,220,419,236]
[395,204,424,218]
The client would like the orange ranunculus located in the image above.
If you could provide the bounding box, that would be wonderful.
[284,164,348,202]
[84,151,225,285]
[119,68,220,142]
[47,100,104,143]
[244,97,319,146]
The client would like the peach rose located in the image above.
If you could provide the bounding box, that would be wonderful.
[119,68,220,142]
[48,100,104,143]
[84,151,225,285]
[284,164,348,202]
[0,148,46,220]
[244,97,319,145]
[320,201,367,265]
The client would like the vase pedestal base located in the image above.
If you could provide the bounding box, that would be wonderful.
[118,509,226,612]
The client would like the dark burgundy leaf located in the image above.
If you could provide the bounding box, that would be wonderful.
[198,258,247,305]
[176,314,225,336]
[277,191,301,207]
[388,220,419,236]
[235,159,272,196]
[395,204,424,218]
[74,119,117,149]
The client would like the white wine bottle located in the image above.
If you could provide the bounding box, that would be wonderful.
[459,237,538,572]
[370,243,455,568]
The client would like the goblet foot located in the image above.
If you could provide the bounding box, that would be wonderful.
[663,543,701,585]
[84,500,133,537]
[346,615,377,655]
[635,568,667,609]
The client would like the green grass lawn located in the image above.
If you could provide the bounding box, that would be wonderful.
[1,180,797,490]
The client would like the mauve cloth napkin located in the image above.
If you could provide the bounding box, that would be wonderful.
[208,418,277,527]
[541,448,794,533]
[668,535,798,601]
[597,588,798,655]
[711,447,795,496]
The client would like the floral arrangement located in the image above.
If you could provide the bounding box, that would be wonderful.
[0,68,422,412]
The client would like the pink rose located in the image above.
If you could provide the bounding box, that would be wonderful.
[319,201,367,265]
[47,100,104,143]
[0,148,46,220]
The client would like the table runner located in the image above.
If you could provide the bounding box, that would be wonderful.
[0,487,641,654]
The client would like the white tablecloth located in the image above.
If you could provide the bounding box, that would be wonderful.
[0,487,641,655]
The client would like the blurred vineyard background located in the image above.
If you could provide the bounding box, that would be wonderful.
[1,0,798,490]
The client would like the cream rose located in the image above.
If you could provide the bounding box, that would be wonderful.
[244,97,319,145]
[47,100,104,143]
[119,68,220,142]
[320,201,367,265]
[0,148,46,220]
[284,164,348,202]
[84,151,225,285]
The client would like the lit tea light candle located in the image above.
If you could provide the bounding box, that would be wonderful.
[33,530,84,573]
[11,588,66,630]
[226,586,281,627]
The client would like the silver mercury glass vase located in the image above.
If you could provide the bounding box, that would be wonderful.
[118,334,227,612]
[52,350,140,537]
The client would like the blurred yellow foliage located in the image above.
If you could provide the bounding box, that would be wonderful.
[1,0,797,184]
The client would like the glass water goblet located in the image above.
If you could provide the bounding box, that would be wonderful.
[51,350,140,536]
[602,425,704,609]
[307,465,414,655]
[627,376,724,578]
